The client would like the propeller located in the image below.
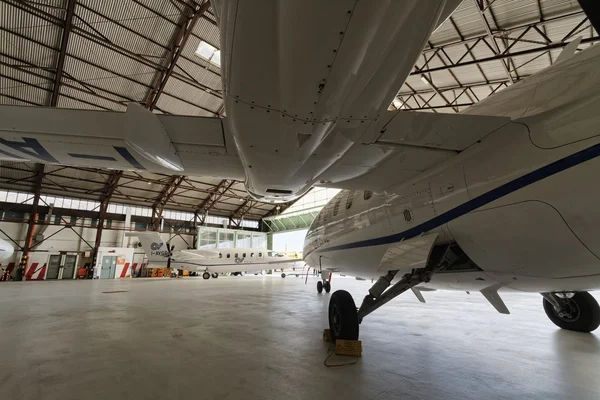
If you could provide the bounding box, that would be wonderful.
[166,243,175,269]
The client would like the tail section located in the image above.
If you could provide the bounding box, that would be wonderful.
[125,232,169,261]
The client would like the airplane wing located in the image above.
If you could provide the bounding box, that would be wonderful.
[0,104,244,180]
[175,249,221,260]
[316,110,510,193]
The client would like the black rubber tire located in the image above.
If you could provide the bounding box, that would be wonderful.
[317,280,323,294]
[328,290,359,341]
[281,273,286,278]
[202,272,210,280]
[324,281,331,293]
[543,292,600,332]
[211,273,218,279]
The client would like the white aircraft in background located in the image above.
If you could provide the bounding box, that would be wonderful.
[0,238,15,263]
[126,232,301,279]
[1,1,600,341]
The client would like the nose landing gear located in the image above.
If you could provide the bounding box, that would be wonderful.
[542,291,600,332]
[316,272,331,294]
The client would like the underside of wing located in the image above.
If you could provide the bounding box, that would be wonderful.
[316,110,510,193]
[0,104,244,180]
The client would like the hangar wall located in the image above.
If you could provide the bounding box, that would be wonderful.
[0,217,195,280]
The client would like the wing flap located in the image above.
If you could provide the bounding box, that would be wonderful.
[379,233,439,271]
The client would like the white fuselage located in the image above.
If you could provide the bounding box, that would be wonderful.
[149,248,302,275]
[214,0,460,201]
[304,42,600,294]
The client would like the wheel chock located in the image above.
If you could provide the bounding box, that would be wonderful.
[335,340,362,357]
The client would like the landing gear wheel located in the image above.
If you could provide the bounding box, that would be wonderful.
[281,273,286,278]
[211,273,218,279]
[317,280,323,294]
[328,290,359,341]
[202,272,210,280]
[543,292,600,332]
[323,281,331,293]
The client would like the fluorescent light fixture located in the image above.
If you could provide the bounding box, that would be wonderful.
[195,41,221,67]
[420,76,430,85]
[392,99,403,109]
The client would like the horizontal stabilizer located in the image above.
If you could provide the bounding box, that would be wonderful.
[0,105,244,180]
[480,284,510,314]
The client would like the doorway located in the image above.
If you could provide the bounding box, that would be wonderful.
[100,256,117,279]
[62,255,77,280]
[45,255,62,279]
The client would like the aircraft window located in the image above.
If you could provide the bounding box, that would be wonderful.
[251,253,254,257]
[259,252,263,257]
[333,198,341,216]
[364,190,373,200]
[235,253,239,258]
[345,190,355,210]
[227,253,231,258]
[268,251,284,257]
[243,253,246,257]
[219,253,222,258]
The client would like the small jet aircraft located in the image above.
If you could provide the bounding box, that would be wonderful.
[126,232,300,279]
[304,36,600,340]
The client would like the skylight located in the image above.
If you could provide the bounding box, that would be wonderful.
[195,40,221,67]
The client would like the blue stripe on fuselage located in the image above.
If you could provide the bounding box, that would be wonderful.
[318,141,600,253]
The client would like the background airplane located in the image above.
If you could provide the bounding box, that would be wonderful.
[127,232,301,279]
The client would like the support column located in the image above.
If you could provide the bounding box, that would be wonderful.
[17,164,44,281]
[91,171,122,278]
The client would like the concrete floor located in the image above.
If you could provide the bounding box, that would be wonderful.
[0,276,599,400]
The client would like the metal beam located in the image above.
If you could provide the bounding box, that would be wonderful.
[145,0,211,110]
[50,0,76,107]
[196,179,236,214]
[230,199,258,226]
[412,36,600,76]
[151,176,184,230]
[92,170,123,270]
[16,164,45,280]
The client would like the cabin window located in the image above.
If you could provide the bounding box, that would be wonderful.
[251,253,254,257]
[219,253,222,258]
[364,190,373,200]
[243,253,246,257]
[226,253,231,258]
[258,252,263,257]
[235,253,239,258]
[345,190,355,210]
[333,198,341,216]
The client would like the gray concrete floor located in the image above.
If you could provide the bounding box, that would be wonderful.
[0,276,599,400]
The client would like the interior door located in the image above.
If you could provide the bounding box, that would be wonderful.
[62,255,77,280]
[100,256,116,279]
[46,255,61,279]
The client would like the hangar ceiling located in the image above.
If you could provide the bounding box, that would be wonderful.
[0,0,598,221]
